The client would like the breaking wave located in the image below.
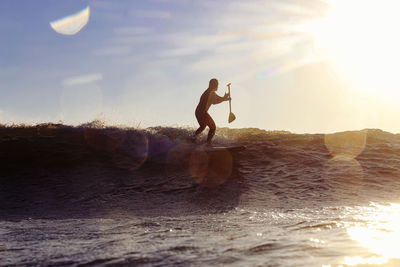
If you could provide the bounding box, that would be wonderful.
[2,122,400,219]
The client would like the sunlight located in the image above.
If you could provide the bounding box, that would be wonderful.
[344,203,400,265]
[305,0,400,100]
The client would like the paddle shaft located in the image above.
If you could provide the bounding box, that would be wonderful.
[228,85,232,112]
[227,82,235,123]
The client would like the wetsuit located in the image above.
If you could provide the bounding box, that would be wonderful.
[194,88,226,143]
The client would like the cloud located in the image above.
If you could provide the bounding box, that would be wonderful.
[131,10,171,19]
[62,73,103,86]
[213,40,258,54]
[113,26,153,35]
[92,46,133,56]
[148,30,256,60]
[110,36,150,45]
[157,32,240,58]
[93,26,155,57]
[188,54,246,72]
[158,47,201,57]
[165,32,238,47]
[92,26,154,57]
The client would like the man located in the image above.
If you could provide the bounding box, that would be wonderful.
[193,78,231,145]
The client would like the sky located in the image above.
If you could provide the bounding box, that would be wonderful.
[1,0,400,133]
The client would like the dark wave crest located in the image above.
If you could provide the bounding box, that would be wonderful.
[2,122,400,219]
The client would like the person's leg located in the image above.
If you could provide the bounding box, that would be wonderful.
[193,113,206,140]
[205,114,216,144]
[195,125,206,136]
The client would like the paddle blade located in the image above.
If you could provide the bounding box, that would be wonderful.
[228,112,236,123]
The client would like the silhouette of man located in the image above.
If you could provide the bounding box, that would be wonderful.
[193,78,231,145]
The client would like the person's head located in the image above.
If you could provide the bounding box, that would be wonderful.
[209,78,219,91]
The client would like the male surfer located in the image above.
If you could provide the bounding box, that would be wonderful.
[193,78,231,145]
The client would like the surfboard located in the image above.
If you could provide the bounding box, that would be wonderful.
[201,145,246,153]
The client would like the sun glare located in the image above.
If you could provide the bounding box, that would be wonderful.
[306,0,400,99]
[344,203,400,265]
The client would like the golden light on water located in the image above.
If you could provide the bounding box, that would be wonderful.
[344,203,400,266]
[306,0,400,99]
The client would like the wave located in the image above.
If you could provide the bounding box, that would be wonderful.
[2,122,400,219]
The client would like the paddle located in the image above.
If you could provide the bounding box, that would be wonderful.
[227,83,236,123]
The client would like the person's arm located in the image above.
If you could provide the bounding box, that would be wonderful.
[210,92,231,105]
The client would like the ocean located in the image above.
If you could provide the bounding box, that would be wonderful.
[1,123,400,266]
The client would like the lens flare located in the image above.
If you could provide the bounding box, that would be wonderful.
[84,128,126,153]
[165,143,193,165]
[323,131,366,190]
[189,148,233,187]
[322,156,364,194]
[50,6,90,35]
[324,131,366,159]
[112,130,149,171]
[163,142,194,177]
[189,149,209,184]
